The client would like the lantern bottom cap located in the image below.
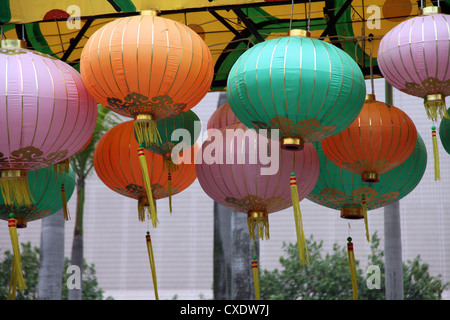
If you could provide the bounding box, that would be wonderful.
[340,207,364,219]
[15,218,27,228]
[281,137,304,151]
[361,172,379,183]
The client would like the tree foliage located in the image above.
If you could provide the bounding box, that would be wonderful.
[260,233,449,300]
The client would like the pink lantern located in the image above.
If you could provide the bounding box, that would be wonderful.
[0,40,97,206]
[196,123,319,264]
[378,6,450,122]
[207,102,240,134]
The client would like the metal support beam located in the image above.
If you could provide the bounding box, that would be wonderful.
[232,8,265,43]
[208,10,242,39]
[61,19,93,62]
[319,0,353,39]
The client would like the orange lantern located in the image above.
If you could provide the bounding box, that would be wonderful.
[321,94,417,183]
[80,10,214,146]
[93,120,197,227]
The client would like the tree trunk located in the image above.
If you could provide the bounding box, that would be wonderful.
[68,175,85,300]
[38,209,65,300]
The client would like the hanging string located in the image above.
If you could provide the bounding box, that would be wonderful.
[307,0,312,32]
[289,0,294,31]
[368,38,375,95]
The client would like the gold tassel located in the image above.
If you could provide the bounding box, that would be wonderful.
[347,237,358,300]
[53,159,70,175]
[137,147,158,227]
[146,231,159,300]
[134,115,162,145]
[167,172,172,213]
[61,184,70,221]
[362,194,370,242]
[290,172,309,265]
[247,211,270,240]
[251,256,260,300]
[424,95,448,123]
[8,258,17,300]
[8,214,26,299]
[0,170,33,207]
[432,126,440,181]
[163,154,178,214]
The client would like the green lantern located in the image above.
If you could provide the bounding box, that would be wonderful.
[439,108,450,155]
[0,164,75,228]
[226,30,366,151]
[307,133,427,240]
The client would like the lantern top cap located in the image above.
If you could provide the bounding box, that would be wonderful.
[140,10,158,16]
[288,29,311,38]
[365,94,376,102]
[420,6,441,16]
[0,39,27,49]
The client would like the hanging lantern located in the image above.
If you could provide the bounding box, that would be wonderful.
[207,102,240,134]
[321,94,417,183]
[378,6,450,123]
[226,29,366,151]
[196,122,319,265]
[80,10,213,147]
[137,110,200,212]
[308,133,427,241]
[439,107,450,155]
[0,39,97,207]
[1,164,75,300]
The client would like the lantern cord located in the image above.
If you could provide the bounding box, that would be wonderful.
[347,237,358,300]
[361,194,370,242]
[7,215,26,300]
[307,0,312,32]
[369,39,375,95]
[145,231,159,300]
[289,0,294,31]
[137,147,158,227]
[290,172,309,266]
[432,126,440,181]
[168,172,172,213]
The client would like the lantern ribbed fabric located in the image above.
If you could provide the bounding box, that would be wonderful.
[439,107,450,155]
[80,12,213,146]
[196,122,319,238]
[0,40,97,206]
[0,164,75,226]
[226,33,366,151]
[94,120,197,226]
[207,102,240,134]
[377,8,450,122]
[321,94,417,183]
[308,134,427,238]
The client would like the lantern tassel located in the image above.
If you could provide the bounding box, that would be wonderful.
[134,117,161,146]
[432,126,440,181]
[61,184,70,221]
[347,237,358,300]
[424,98,448,123]
[146,231,159,300]
[8,258,17,300]
[0,171,33,207]
[54,159,70,175]
[251,256,260,300]
[168,172,172,214]
[247,212,270,240]
[137,147,158,227]
[7,215,26,299]
[362,195,370,242]
[290,172,309,265]
[163,155,178,214]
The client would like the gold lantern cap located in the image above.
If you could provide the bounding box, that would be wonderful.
[140,9,158,16]
[340,207,364,219]
[1,39,27,49]
[288,29,311,38]
[420,6,441,16]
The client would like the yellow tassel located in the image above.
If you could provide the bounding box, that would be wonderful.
[432,126,440,181]
[290,172,309,265]
[0,170,33,207]
[362,195,370,242]
[61,184,70,221]
[424,98,447,123]
[168,172,172,214]
[134,116,161,145]
[137,147,158,227]
[251,257,260,300]
[8,215,26,299]
[347,237,358,300]
[146,231,159,300]
[53,159,70,175]
[8,258,17,300]
[247,212,270,240]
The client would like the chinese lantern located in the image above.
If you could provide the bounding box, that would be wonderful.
[196,123,319,265]
[321,94,417,183]
[308,133,427,240]
[378,6,450,122]
[226,30,366,151]
[439,107,450,155]
[80,10,213,146]
[0,39,97,207]
[1,164,75,299]
[137,110,200,212]
[207,102,240,134]
[94,120,197,300]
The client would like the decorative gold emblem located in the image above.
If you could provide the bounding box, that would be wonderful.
[341,158,397,175]
[107,93,187,119]
[114,182,178,200]
[0,147,68,170]
[225,194,288,213]
[252,116,336,142]
[0,204,52,222]
[404,77,450,97]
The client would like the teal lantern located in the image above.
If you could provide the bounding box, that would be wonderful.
[226,30,366,151]
[307,133,427,241]
[439,108,450,155]
[0,164,75,228]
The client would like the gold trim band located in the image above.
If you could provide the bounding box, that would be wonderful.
[288,29,311,38]
[134,114,154,121]
[281,137,304,151]
[420,6,441,16]
[425,93,445,103]
[365,94,376,102]
[340,207,364,219]
[16,218,27,228]
[140,10,158,16]
[1,39,27,49]
[247,211,268,219]
[361,172,379,183]
[0,170,27,179]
